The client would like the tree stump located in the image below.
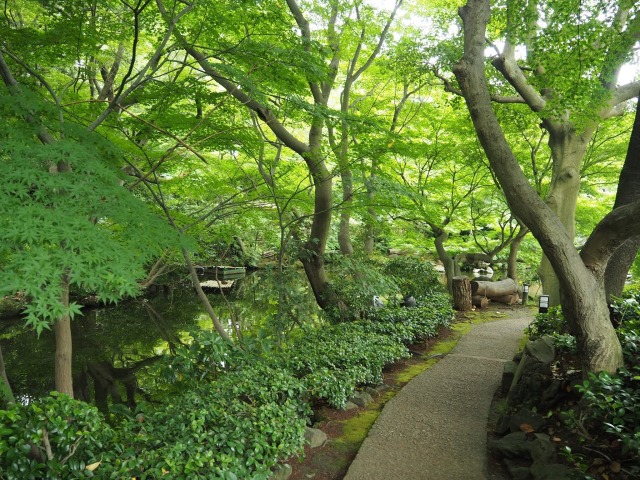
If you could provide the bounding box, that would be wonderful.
[452,276,472,311]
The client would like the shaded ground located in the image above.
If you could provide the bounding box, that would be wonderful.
[289,306,530,480]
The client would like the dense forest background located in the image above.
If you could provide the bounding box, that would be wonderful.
[1,0,639,478]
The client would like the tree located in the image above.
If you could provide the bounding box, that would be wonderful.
[442,0,640,304]
[0,0,184,394]
[156,0,404,309]
[453,0,640,372]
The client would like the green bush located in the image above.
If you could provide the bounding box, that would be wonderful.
[0,392,115,479]
[383,257,444,298]
[0,292,454,478]
[525,305,567,337]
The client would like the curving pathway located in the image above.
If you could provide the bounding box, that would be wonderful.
[344,308,532,480]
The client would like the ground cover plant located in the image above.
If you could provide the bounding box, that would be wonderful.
[0,277,453,479]
[523,294,640,478]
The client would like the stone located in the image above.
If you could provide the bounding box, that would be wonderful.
[304,427,327,448]
[530,434,557,464]
[503,460,532,480]
[489,432,532,460]
[340,401,358,411]
[502,361,518,395]
[270,463,293,480]
[350,391,373,408]
[530,461,572,480]
[509,408,546,434]
[525,337,556,364]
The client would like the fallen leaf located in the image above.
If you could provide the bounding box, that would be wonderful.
[592,458,603,466]
[519,423,535,433]
[86,461,101,472]
[552,437,562,442]
[610,461,621,473]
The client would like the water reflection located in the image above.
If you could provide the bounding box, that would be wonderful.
[0,268,319,406]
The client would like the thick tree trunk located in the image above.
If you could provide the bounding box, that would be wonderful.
[300,147,337,310]
[538,129,593,306]
[452,277,472,311]
[434,230,455,293]
[54,276,74,397]
[472,295,490,308]
[453,0,627,372]
[507,226,528,282]
[471,278,517,297]
[605,96,640,300]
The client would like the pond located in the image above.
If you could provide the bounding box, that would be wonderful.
[0,268,320,405]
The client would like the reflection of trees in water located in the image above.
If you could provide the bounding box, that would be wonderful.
[1,270,319,407]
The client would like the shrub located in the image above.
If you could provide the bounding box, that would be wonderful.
[383,257,444,298]
[0,392,115,479]
[525,305,566,337]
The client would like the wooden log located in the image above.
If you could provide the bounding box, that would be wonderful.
[452,276,472,311]
[470,278,517,297]
[492,294,520,305]
[471,295,490,308]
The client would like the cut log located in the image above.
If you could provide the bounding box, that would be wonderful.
[452,276,472,311]
[492,294,520,305]
[472,295,490,308]
[470,278,517,297]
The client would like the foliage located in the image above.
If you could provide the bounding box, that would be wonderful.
[326,256,399,321]
[524,306,567,337]
[383,257,445,298]
[0,392,115,479]
[0,94,181,334]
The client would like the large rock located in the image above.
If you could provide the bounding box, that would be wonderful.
[530,461,572,480]
[304,427,327,448]
[489,432,532,460]
[525,337,556,364]
[270,463,293,480]
[350,391,373,408]
[508,408,547,434]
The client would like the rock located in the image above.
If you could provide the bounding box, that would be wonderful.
[270,463,293,480]
[509,408,546,434]
[489,432,532,460]
[503,460,532,480]
[350,391,373,408]
[340,401,358,411]
[530,434,556,464]
[530,461,572,480]
[502,361,518,395]
[304,427,327,448]
[525,337,556,364]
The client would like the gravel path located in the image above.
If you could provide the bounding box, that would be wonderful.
[344,308,533,480]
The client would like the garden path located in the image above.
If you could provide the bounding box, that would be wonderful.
[343,308,533,480]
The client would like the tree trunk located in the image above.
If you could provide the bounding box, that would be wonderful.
[0,344,14,405]
[434,230,455,294]
[452,276,472,311]
[472,295,490,308]
[471,278,518,297]
[453,0,627,372]
[338,170,354,255]
[54,276,74,397]
[507,226,528,282]
[299,147,338,310]
[183,248,232,342]
[605,95,640,301]
[538,128,593,306]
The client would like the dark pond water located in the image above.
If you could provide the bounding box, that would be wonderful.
[0,268,319,404]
